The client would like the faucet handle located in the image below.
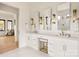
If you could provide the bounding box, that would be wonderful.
[68,34,71,37]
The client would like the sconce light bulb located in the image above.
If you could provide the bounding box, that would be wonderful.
[58,16,61,20]
[67,14,70,16]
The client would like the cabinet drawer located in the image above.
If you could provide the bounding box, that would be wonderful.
[48,45,55,50]
[48,50,64,57]
[48,49,58,57]
[48,49,54,53]
[48,41,53,45]
[65,51,78,57]
[48,40,56,47]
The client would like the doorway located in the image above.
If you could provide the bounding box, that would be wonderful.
[0,3,19,53]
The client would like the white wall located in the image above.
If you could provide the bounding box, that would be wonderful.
[28,2,58,33]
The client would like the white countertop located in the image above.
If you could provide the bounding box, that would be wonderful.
[28,32,79,41]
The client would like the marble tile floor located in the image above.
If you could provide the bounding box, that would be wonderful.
[0,47,49,57]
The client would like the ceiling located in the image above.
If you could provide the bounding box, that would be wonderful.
[28,2,59,12]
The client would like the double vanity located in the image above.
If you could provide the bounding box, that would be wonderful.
[27,32,79,57]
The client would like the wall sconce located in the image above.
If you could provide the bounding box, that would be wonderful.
[73,9,77,17]
[45,16,48,25]
[58,16,61,20]
[31,18,34,25]
[39,16,43,24]
[53,14,56,18]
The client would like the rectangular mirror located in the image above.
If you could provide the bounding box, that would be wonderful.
[70,2,79,32]
[50,8,57,32]
[39,9,51,31]
[57,3,71,31]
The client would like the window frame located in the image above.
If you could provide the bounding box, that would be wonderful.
[7,20,12,31]
[0,19,5,31]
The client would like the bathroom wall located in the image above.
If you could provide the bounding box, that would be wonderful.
[28,2,79,40]
[29,2,79,33]
[28,2,59,34]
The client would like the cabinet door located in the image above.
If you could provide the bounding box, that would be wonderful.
[64,39,78,57]
[28,35,39,50]
[48,37,65,57]
[54,39,65,57]
[48,39,57,56]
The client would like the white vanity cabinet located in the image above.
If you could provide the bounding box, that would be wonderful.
[64,39,79,57]
[28,34,39,50]
[48,37,79,57]
[28,33,79,57]
[48,37,65,57]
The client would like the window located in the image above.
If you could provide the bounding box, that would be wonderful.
[0,19,5,31]
[7,20,12,31]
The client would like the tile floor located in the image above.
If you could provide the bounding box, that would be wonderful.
[0,47,49,57]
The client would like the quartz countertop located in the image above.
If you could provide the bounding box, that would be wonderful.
[28,32,79,41]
